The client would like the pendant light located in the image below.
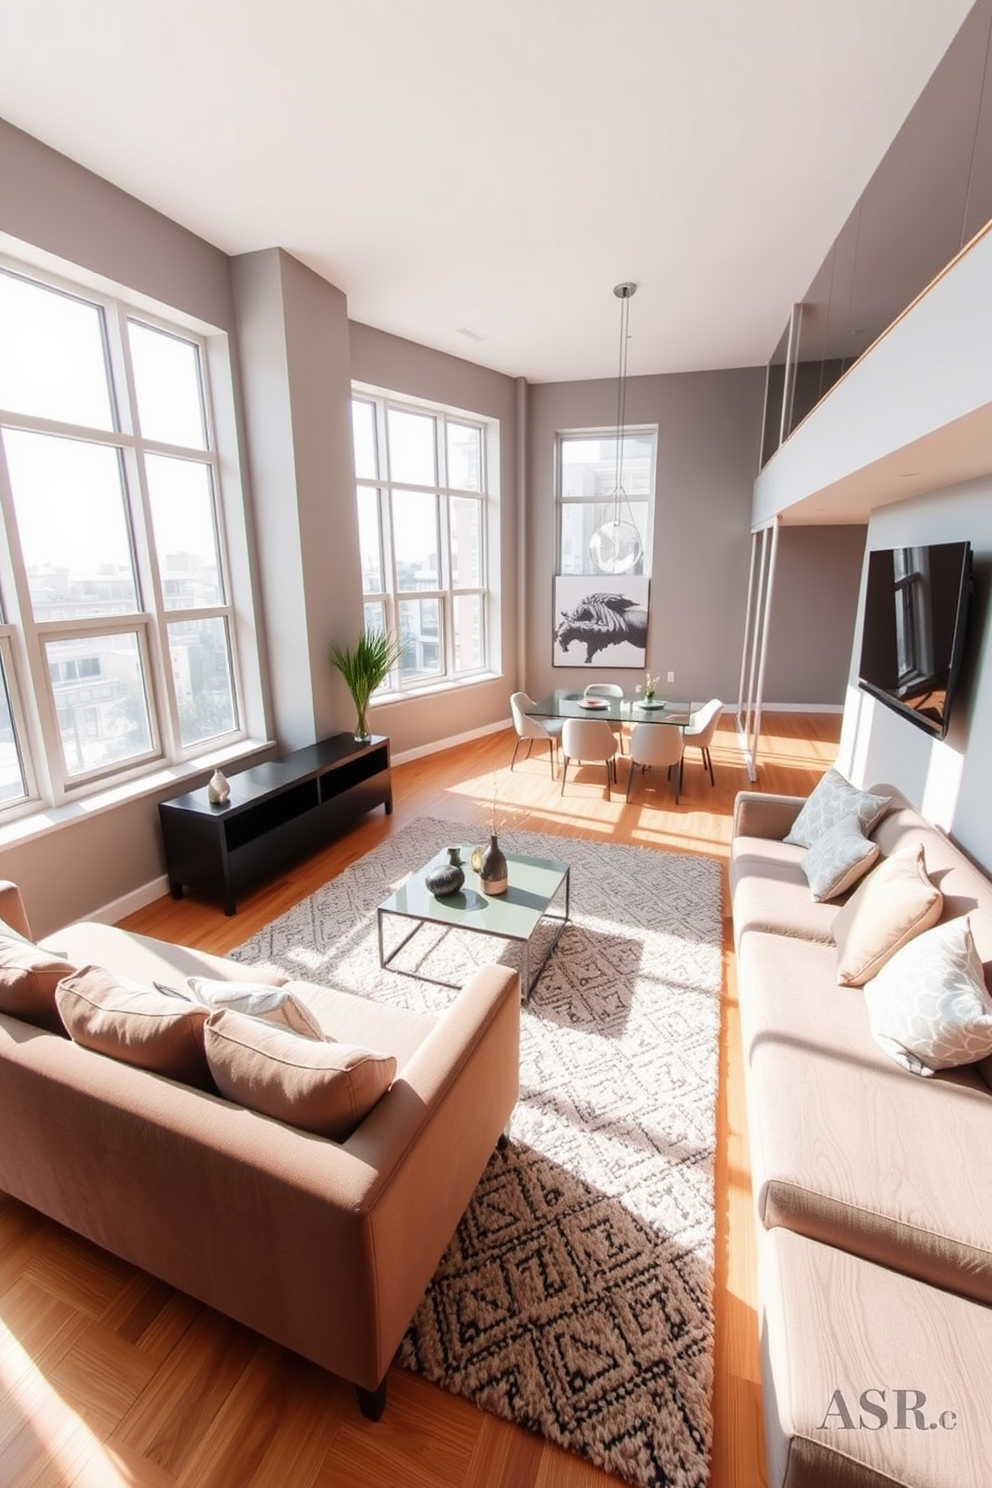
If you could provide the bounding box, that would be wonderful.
[588,281,643,575]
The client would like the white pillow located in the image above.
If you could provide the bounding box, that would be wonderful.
[183,977,324,1040]
[784,768,891,849]
[801,816,879,902]
[863,917,992,1076]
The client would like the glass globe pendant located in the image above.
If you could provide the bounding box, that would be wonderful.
[589,282,643,575]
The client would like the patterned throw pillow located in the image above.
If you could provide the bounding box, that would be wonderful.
[184,977,324,1040]
[784,768,891,849]
[863,917,992,1076]
[801,816,879,902]
[833,843,943,985]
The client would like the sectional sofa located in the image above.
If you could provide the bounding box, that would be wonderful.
[731,775,992,1488]
[0,881,520,1418]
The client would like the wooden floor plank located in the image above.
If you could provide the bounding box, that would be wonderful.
[0,713,838,1488]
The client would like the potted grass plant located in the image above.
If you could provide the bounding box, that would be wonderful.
[331,627,402,743]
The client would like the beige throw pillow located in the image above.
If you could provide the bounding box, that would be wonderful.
[833,843,943,985]
[204,1008,396,1140]
[0,925,77,1034]
[863,918,992,1077]
[56,966,211,1086]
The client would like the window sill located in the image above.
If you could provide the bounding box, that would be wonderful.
[0,738,274,852]
[371,672,503,707]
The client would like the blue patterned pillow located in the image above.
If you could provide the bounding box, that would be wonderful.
[801,815,880,902]
[785,768,891,849]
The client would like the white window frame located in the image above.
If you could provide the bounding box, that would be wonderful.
[0,255,249,821]
[555,425,658,577]
[352,386,498,695]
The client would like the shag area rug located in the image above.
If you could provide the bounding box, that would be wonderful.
[231,817,723,1488]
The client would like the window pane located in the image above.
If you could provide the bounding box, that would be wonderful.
[352,400,377,479]
[0,271,114,430]
[357,486,383,593]
[398,598,442,685]
[47,632,152,776]
[447,421,482,491]
[561,499,649,575]
[363,600,385,636]
[0,654,27,804]
[146,455,223,608]
[453,593,483,672]
[387,408,436,485]
[450,497,481,587]
[560,433,654,498]
[169,616,237,747]
[4,430,138,618]
[128,321,206,449]
[391,490,439,589]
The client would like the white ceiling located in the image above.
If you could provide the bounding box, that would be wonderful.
[0,0,976,383]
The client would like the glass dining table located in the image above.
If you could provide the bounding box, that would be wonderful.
[526,689,693,727]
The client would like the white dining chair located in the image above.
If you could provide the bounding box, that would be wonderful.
[625,722,685,803]
[583,682,625,753]
[560,717,617,796]
[683,699,723,786]
[510,692,563,777]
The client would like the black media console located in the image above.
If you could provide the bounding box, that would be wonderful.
[158,733,392,915]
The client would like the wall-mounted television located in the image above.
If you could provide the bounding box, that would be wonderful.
[857,541,973,739]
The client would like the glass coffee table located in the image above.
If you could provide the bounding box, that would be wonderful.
[376,846,570,1002]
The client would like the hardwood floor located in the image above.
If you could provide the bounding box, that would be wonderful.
[0,711,840,1488]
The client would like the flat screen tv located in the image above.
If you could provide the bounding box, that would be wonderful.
[858,541,973,739]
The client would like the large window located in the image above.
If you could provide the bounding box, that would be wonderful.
[0,262,242,815]
[352,391,495,691]
[557,428,656,575]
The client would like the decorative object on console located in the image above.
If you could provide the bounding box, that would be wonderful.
[330,627,402,742]
[588,280,643,575]
[207,767,230,804]
[425,846,466,898]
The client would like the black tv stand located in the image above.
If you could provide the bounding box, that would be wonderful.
[158,734,392,914]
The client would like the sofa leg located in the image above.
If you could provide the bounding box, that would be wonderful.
[497,1127,511,1152]
[356,1378,387,1421]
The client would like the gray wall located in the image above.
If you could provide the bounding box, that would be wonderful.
[525,368,765,707]
[764,525,867,706]
[839,477,992,873]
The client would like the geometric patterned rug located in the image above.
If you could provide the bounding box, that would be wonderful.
[230,817,723,1488]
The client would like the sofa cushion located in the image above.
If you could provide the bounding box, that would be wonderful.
[761,1227,992,1488]
[183,977,324,1039]
[800,816,878,902]
[833,842,943,986]
[863,916,992,1077]
[731,837,840,944]
[204,1008,397,1140]
[737,928,992,1304]
[0,922,77,1035]
[783,768,891,849]
[55,966,211,1087]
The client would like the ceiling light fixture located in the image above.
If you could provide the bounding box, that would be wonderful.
[589,281,643,575]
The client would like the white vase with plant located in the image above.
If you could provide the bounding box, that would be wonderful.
[330,628,402,743]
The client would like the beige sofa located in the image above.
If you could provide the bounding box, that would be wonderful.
[731,784,992,1488]
[0,881,520,1419]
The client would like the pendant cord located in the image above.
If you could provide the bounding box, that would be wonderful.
[613,290,631,513]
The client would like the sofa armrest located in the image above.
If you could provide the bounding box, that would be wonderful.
[733,791,806,843]
[0,881,32,940]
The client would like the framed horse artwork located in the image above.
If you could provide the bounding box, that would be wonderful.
[552,576,649,667]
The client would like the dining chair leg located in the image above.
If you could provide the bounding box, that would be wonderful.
[704,746,715,786]
[510,738,522,770]
[625,762,635,802]
[560,757,569,795]
[548,740,556,778]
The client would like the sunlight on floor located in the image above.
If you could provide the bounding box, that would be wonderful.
[0,1326,139,1487]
